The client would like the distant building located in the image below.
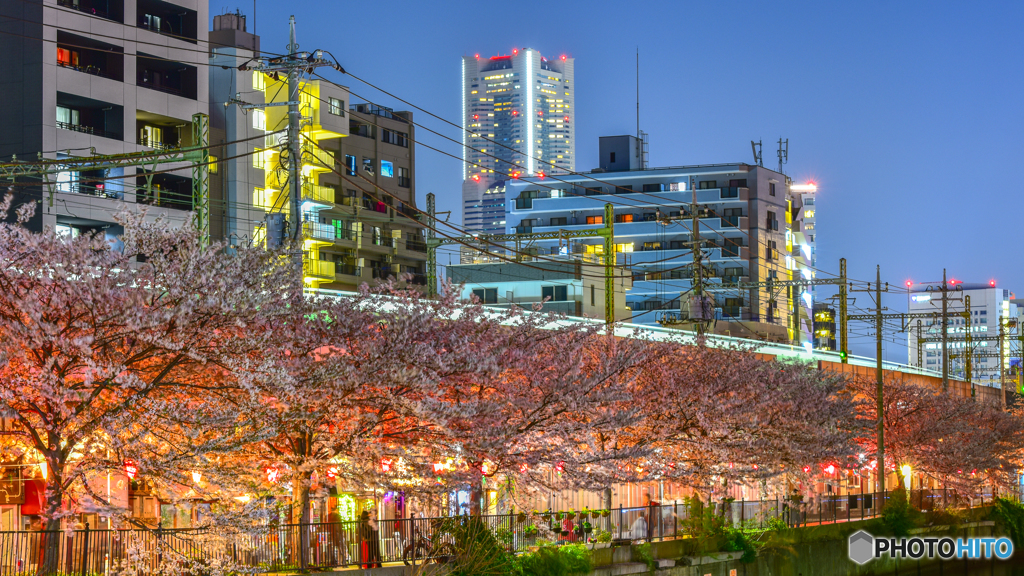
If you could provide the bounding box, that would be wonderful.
[908,282,1019,387]
[813,303,837,351]
[503,135,817,345]
[461,49,574,242]
[446,258,632,322]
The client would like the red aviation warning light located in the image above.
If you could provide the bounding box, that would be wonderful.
[471,174,480,182]
[512,110,519,117]
[990,279,996,287]
[561,54,567,61]
[474,54,479,59]
[472,114,478,120]
[512,48,518,55]
[906,280,912,288]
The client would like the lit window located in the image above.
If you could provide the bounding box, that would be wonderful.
[253,71,266,91]
[328,97,344,116]
[585,215,603,225]
[253,148,263,168]
[380,160,394,178]
[252,109,266,131]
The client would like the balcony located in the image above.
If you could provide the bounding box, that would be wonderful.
[301,183,334,207]
[57,121,120,140]
[137,54,198,100]
[57,93,124,141]
[303,258,335,281]
[371,236,395,248]
[137,0,198,44]
[719,187,746,199]
[302,221,335,242]
[336,264,362,278]
[405,239,427,253]
[302,144,335,170]
[398,176,411,188]
[57,0,124,23]
[56,34,124,82]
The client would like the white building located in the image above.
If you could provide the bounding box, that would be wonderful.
[461,48,574,237]
[502,135,818,345]
[908,282,1019,388]
[0,0,210,237]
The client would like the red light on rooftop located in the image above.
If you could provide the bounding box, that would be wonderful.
[474,54,479,59]
[512,48,518,55]
[990,279,996,287]
[561,55,566,61]
[563,116,569,121]
[471,174,480,182]
[537,171,545,179]
[906,280,913,288]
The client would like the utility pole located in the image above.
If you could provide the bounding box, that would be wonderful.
[839,258,849,363]
[941,269,949,392]
[999,319,1006,408]
[963,295,973,398]
[231,15,339,281]
[874,265,885,492]
[692,176,705,336]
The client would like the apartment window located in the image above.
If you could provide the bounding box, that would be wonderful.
[550,217,567,226]
[609,152,616,163]
[767,240,778,261]
[382,129,409,147]
[253,71,266,91]
[615,214,634,223]
[380,160,394,178]
[328,97,344,116]
[698,180,717,189]
[345,154,356,176]
[397,166,410,188]
[585,215,603,225]
[643,241,662,251]
[614,243,634,253]
[56,106,79,126]
[728,179,747,187]
[472,288,498,304]
[363,157,375,174]
[769,182,776,196]
[253,147,263,168]
[56,47,79,67]
[542,285,568,302]
[252,109,266,131]
[140,125,164,148]
[584,186,604,196]
[767,211,779,231]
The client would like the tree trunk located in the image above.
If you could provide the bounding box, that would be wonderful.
[292,469,312,570]
[37,447,64,576]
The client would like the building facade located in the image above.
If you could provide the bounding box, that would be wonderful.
[0,0,210,238]
[461,48,574,239]
[446,258,632,322]
[813,302,837,351]
[908,282,1020,388]
[504,137,817,345]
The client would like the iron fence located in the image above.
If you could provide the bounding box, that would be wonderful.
[0,488,1014,575]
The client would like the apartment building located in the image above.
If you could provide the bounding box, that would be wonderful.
[908,282,1020,388]
[504,135,817,344]
[0,0,210,238]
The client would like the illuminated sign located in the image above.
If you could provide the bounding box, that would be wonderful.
[911,295,930,302]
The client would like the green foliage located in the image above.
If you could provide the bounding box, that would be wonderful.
[632,542,658,574]
[515,543,593,576]
[881,488,921,537]
[764,512,789,532]
[447,516,517,576]
[992,497,1024,550]
[593,529,612,543]
[722,526,758,563]
[523,524,539,537]
[927,505,969,527]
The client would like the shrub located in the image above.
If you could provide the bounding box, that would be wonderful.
[993,497,1024,550]
[515,543,593,576]
[881,488,921,537]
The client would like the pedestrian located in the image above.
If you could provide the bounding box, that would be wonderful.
[367,509,382,567]
[643,493,660,539]
[629,511,647,541]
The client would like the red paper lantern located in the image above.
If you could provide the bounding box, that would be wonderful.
[266,466,280,483]
[381,458,393,473]
[123,460,138,480]
[325,466,339,480]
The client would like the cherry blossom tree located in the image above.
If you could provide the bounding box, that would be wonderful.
[0,201,296,571]
[850,376,1024,492]
[619,341,861,497]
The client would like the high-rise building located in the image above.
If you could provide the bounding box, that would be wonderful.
[0,0,210,237]
[503,135,818,345]
[908,282,1019,387]
[461,49,574,238]
[813,302,837,351]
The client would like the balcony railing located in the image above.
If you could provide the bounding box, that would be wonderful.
[56,121,119,140]
[302,221,335,242]
[515,198,533,210]
[336,264,361,277]
[301,183,334,205]
[371,236,395,248]
[138,136,177,150]
[302,144,335,169]
[58,0,115,21]
[405,239,427,253]
[398,176,411,188]
[302,258,335,281]
[57,60,115,80]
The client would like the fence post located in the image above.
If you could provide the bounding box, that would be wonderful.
[80,522,90,576]
[617,505,622,540]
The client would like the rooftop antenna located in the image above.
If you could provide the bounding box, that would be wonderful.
[751,140,763,167]
[777,137,788,174]
[636,48,649,169]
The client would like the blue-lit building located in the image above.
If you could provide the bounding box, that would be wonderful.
[502,136,818,345]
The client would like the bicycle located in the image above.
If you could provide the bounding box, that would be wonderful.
[401,532,456,565]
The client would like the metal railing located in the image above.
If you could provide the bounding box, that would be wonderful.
[56,121,119,140]
[0,489,1012,575]
[302,258,335,281]
[57,60,116,80]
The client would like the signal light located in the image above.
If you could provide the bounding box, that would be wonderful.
[906,280,912,288]
[561,55,566,61]
[839,350,848,361]
[513,48,518,55]
[990,280,996,287]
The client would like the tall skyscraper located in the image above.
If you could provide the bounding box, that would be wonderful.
[461,49,575,240]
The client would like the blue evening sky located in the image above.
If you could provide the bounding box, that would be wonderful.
[240,0,1023,360]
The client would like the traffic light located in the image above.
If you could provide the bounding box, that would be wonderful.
[839,350,848,361]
